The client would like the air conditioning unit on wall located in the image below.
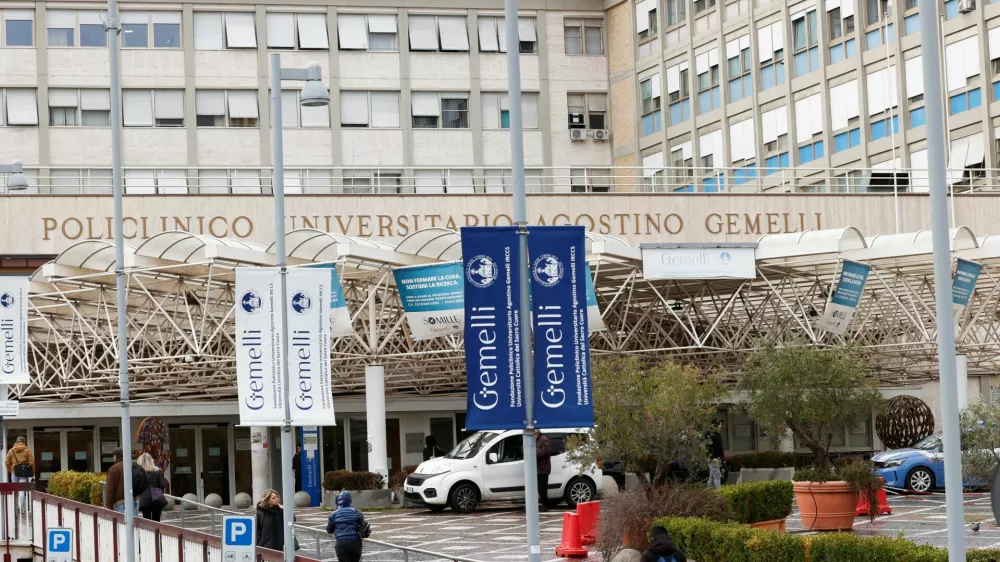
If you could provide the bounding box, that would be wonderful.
[959,0,975,13]
[569,129,586,141]
[593,129,610,141]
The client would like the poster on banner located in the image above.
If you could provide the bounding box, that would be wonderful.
[527,226,594,429]
[815,260,871,335]
[0,278,28,385]
[584,269,605,333]
[310,265,355,338]
[394,262,464,340]
[461,226,526,431]
[235,268,284,426]
[285,268,334,426]
[952,258,982,315]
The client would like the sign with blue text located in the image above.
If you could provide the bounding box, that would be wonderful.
[300,427,321,507]
[952,258,982,314]
[816,260,871,335]
[285,268,334,426]
[394,262,464,340]
[46,528,72,562]
[0,277,28,385]
[235,268,284,426]
[528,226,594,429]
[222,515,256,562]
[585,269,605,333]
[461,226,525,430]
[311,264,355,338]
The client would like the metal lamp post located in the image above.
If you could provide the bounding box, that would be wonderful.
[0,160,29,192]
[269,53,330,562]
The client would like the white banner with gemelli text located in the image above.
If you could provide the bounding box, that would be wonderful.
[0,278,28,385]
[235,268,284,426]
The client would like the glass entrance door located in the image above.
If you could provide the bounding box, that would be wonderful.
[169,428,197,499]
[34,431,61,483]
[67,430,95,473]
[201,428,230,504]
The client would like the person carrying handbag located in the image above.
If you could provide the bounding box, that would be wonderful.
[137,453,167,521]
[327,491,369,562]
[5,437,33,512]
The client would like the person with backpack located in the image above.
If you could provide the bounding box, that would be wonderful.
[327,491,369,562]
[5,436,33,512]
[137,453,167,521]
[641,526,687,562]
[104,447,147,515]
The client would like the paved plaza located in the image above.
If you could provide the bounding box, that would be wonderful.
[161,491,1000,561]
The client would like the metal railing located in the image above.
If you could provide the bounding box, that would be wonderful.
[1,165,997,195]
[162,493,483,562]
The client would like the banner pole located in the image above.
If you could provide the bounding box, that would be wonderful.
[503,0,541,560]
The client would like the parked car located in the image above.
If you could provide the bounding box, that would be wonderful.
[404,428,602,513]
[872,432,944,493]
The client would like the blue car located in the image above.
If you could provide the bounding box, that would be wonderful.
[872,432,943,493]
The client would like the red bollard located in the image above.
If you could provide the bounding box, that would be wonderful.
[555,513,589,558]
[576,501,600,546]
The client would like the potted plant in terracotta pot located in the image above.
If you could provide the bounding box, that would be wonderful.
[737,342,885,531]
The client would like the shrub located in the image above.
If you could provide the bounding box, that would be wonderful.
[69,472,103,505]
[322,470,385,491]
[596,485,732,560]
[727,452,812,470]
[715,480,794,524]
[809,533,945,562]
[389,465,418,489]
[45,471,79,499]
[90,474,106,506]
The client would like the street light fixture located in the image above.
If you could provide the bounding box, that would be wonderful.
[0,160,29,192]
[269,53,330,562]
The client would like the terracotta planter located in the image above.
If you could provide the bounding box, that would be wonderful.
[793,481,857,531]
[749,518,787,533]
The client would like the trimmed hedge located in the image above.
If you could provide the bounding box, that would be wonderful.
[322,470,385,491]
[726,451,813,470]
[654,517,1000,562]
[46,471,105,507]
[715,480,793,524]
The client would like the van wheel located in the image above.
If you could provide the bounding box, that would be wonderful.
[426,504,447,513]
[564,478,596,508]
[450,483,480,513]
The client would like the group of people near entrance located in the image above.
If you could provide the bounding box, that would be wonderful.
[253,488,369,562]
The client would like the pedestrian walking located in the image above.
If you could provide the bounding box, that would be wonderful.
[535,430,551,511]
[328,491,367,562]
[5,436,33,511]
[707,420,725,488]
[640,526,687,562]
[256,489,284,551]
[293,445,303,493]
[105,447,145,515]
[137,453,168,521]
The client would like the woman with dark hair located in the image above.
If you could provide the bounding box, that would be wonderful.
[640,526,686,562]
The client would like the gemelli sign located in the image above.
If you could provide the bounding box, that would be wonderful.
[0,278,28,385]
[640,245,757,279]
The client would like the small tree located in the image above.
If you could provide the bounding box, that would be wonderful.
[960,400,1000,487]
[738,343,884,470]
[566,356,724,487]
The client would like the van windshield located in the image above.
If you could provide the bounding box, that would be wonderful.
[446,431,499,460]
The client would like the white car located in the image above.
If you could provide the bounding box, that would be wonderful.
[403,428,602,513]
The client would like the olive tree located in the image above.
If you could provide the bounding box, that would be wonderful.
[737,343,884,469]
[565,356,724,487]
[960,401,1000,487]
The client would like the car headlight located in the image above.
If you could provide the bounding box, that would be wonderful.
[882,459,904,468]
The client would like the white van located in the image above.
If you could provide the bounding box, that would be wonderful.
[403,428,602,513]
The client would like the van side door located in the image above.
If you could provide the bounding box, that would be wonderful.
[482,434,525,500]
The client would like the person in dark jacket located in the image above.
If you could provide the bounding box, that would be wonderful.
[423,436,445,461]
[707,420,725,488]
[327,491,366,562]
[137,453,167,521]
[535,430,552,511]
[641,526,687,562]
[256,489,284,551]
[292,446,303,493]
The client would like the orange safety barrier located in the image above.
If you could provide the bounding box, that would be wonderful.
[855,477,893,517]
[555,512,589,558]
[576,501,600,546]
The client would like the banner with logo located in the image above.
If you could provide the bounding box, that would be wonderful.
[816,260,871,335]
[394,262,464,340]
[952,258,982,315]
[461,226,525,430]
[310,265,355,338]
[528,226,594,429]
[0,278,28,385]
[585,269,605,333]
[235,268,284,425]
[299,427,321,506]
[286,268,334,426]
[641,245,757,279]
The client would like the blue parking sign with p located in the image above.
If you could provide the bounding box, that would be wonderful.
[222,515,256,562]
[47,528,72,562]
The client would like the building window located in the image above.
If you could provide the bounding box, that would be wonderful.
[665,0,686,27]
[945,36,981,116]
[484,169,543,193]
[195,90,259,127]
[833,127,862,152]
[415,169,476,194]
[567,93,607,129]
[1,89,39,126]
[758,22,785,91]
[410,15,469,52]
[761,105,789,175]
[46,11,75,47]
[944,0,959,19]
[667,143,694,191]
[903,13,919,35]
[667,63,691,125]
[48,89,112,126]
[870,115,899,140]
[866,0,891,26]
[193,12,256,50]
[640,75,663,136]
[694,0,717,14]
[4,10,34,47]
[339,169,404,194]
[865,24,894,50]
[123,169,189,195]
[798,139,824,163]
[727,38,752,103]
[122,90,184,127]
[699,129,723,191]
[949,88,982,115]
[411,92,469,129]
[570,169,611,192]
[49,169,113,195]
[564,19,603,55]
[827,6,856,63]
[268,89,332,128]
[696,50,720,115]
[909,106,925,127]
[641,151,665,192]
[636,0,658,40]
[482,92,539,130]
[729,117,756,171]
[479,17,537,54]
[338,14,396,52]
[792,10,820,77]
[338,91,399,129]
[268,12,330,50]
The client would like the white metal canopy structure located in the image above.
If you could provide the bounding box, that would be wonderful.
[19,226,1000,403]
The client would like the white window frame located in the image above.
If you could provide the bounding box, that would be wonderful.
[338,13,398,52]
[478,16,536,54]
[482,92,539,130]
[567,92,607,130]
[570,168,612,192]
[193,11,257,50]
[3,88,39,126]
[484,168,543,193]
[339,90,400,129]
[409,15,469,53]
[118,11,181,49]
[124,169,189,195]
[563,18,604,56]
[122,89,184,127]
[266,12,330,51]
[195,90,260,127]
[270,89,331,128]
[411,92,470,129]
[4,9,35,48]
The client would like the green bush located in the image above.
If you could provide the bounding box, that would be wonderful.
[715,480,793,524]
[727,451,812,470]
[322,470,385,491]
[69,472,103,505]
[45,471,79,499]
[809,533,945,562]
[45,471,106,506]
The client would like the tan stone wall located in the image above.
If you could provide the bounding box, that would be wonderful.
[606,1,633,75]
[613,155,639,192]
[611,79,637,151]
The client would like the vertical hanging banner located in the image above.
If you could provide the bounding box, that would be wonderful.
[235,268,284,425]
[299,427,321,506]
[461,226,526,430]
[394,262,464,340]
[952,258,982,315]
[0,278,28,385]
[528,226,594,429]
[585,269,606,333]
[816,260,871,335]
[286,268,334,426]
[310,265,355,338]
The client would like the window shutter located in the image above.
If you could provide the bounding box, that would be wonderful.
[266,13,295,48]
[122,90,153,126]
[297,14,329,49]
[338,14,368,50]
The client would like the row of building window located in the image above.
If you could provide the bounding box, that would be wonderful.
[0,9,604,56]
[0,88,608,132]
